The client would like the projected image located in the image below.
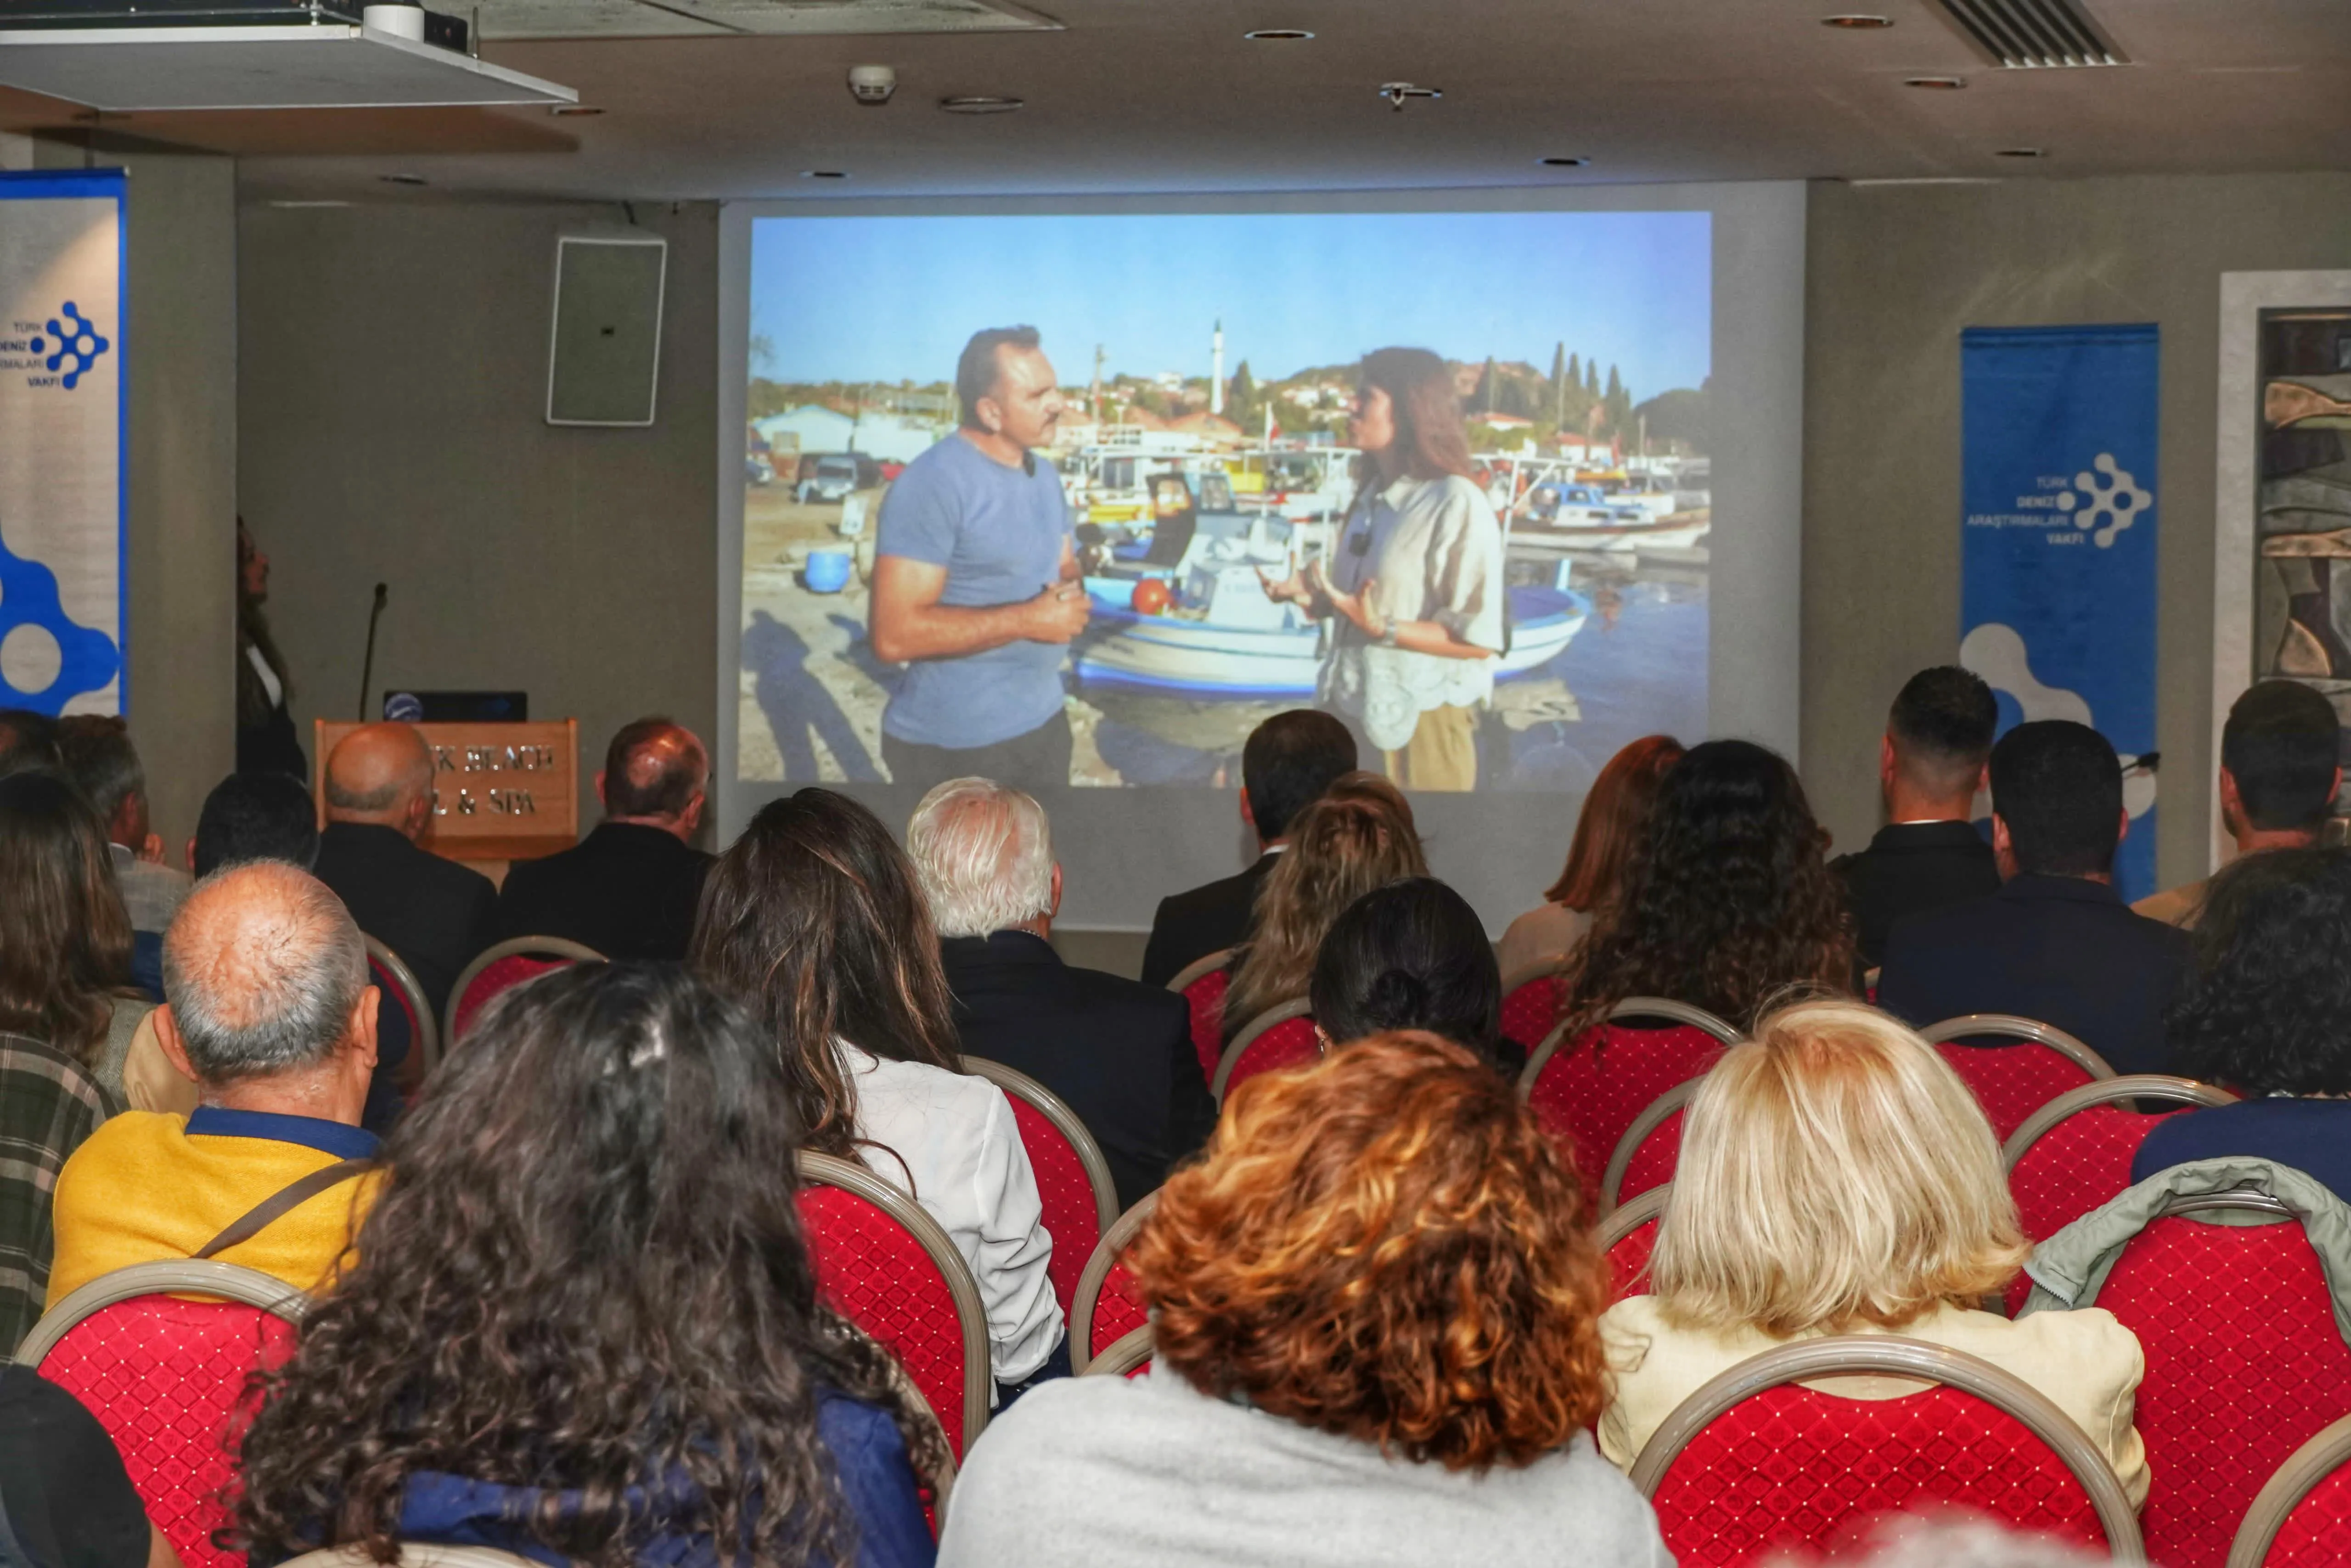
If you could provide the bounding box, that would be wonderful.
[740,210,1711,792]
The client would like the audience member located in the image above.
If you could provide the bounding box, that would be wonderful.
[2136,679,2341,927]
[46,862,380,1307]
[233,963,937,1568]
[189,770,320,877]
[0,772,146,1103]
[1829,667,2001,969]
[911,778,1214,1212]
[693,787,1065,1395]
[312,721,496,1023]
[2133,846,2351,1196]
[1879,719,2188,1075]
[59,715,190,997]
[1599,1000,2146,1506]
[0,707,63,778]
[0,1363,173,1568]
[235,519,305,780]
[1312,877,1511,1072]
[495,716,714,960]
[1496,734,1683,978]
[939,1032,1669,1568]
[1222,773,1426,1032]
[1140,708,1358,987]
[1559,739,1852,1038]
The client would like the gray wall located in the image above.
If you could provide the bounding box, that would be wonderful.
[1801,173,2351,888]
[237,200,720,832]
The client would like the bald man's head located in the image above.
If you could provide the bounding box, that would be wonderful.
[163,861,369,1086]
[600,717,708,837]
[326,722,435,835]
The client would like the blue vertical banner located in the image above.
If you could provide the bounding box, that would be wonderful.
[0,168,128,716]
[1960,324,2160,901]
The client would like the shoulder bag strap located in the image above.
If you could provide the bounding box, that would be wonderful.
[193,1158,377,1261]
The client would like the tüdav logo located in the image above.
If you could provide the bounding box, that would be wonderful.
[0,301,111,389]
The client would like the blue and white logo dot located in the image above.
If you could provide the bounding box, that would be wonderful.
[41,302,110,389]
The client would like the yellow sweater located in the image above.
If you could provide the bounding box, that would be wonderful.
[46,1107,381,1307]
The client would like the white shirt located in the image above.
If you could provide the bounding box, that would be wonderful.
[245,642,283,707]
[839,1041,1065,1386]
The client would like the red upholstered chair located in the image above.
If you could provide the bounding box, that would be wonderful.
[443,935,605,1049]
[1212,999,1322,1103]
[1083,1325,1156,1379]
[1629,1337,2144,1568]
[1918,1014,2115,1143]
[1496,961,1565,1053]
[1598,1185,1667,1304]
[2231,1412,2351,1568]
[1070,1190,1158,1373]
[1168,948,1236,1086]
[1997,1074,2240,1312]
[795,1150,990,1461]
[2092,1189,2351,1568]
[1602,1079,1699,1215]
[961,1057,1119,1318]
[1518,998,1738,1194]
[18,1261,309,1568]
[364,936,439,1085]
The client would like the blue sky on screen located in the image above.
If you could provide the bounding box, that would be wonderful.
[749,210,1711,397]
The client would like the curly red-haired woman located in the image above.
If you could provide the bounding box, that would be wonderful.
[937,1032,1670,1568]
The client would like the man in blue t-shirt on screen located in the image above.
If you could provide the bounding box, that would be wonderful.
[869,325,1088,794]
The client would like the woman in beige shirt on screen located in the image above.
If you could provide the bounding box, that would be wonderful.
[1598,999,2149,1508]
[1260,347,1505,792]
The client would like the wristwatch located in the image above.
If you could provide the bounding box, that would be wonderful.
[1376,621,1400,649]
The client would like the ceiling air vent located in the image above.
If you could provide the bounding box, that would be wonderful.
[1936,0,2124,67]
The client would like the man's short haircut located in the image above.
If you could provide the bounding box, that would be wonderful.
[603,717,708,820]
[1988,719,2123,877]
[163,861,367,1083]
[906,777,1054,939]
[56,714,145,827]
[0,708,62,781]
[194,772,322,878]
[2222,680,2340,832]
[1887,666,1997,797]
[955,326,1042,427]
[1242,709,1360,843]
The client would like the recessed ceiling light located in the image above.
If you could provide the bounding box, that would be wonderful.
[1243,28,1313,41]
[1904,75,1966,89]
[1996,146,2047,158]
[378,174,428,186]
[1538,156,1590,168]
[939,96,1024,114]
[801,169,851,179]
[549,104,605,116]
[1822,13,1894,27]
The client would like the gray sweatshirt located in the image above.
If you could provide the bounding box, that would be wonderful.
[937,1360,1677,1568]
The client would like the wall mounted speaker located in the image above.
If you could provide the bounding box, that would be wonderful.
[546,233,666,427]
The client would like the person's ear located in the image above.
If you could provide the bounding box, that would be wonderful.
[681,791,707,835]
[1879,735,1896,789]
[152,1006,200,1085]
[593,770,608,811]
[184,837,198,875]
[1238,788,1256,831]
[1049,862,1063,919]
[2117,804,2131,846]
[976,395,1004,435]
[349,984,381,1073]
[2218,766,2244,819]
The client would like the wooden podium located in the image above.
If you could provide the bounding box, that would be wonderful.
[315,719,578,870]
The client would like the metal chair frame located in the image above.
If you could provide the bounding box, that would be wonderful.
[1601,1079,1700,1215]
[1211,997,1319,1102]
[364,935,440,1079]
[1515,996,1741,1100]
[962,1055,1119,1235]
[1165,946,1237,996]
[795,1150,992,1456]
[2227,1411,2351,1568]
[17,1259,308,1364]
[1628,1335,2146,1562]
[1918,1013,2118,1079]
[2001,1073,2241,1171]
[441,935,606,1048]
[1599,1183,1669,1257]
[1070,1190,1159,1374]
[1084,1324,1156,1378]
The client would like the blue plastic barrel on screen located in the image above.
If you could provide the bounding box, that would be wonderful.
[804,550,852,594]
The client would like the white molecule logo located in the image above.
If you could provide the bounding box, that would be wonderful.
[2056,453,2150,549]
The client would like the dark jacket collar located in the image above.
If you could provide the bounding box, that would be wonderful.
[1866,820,1989,852]
[939,930,1063,969]
[1997,872,2125,907]
[323,821,420,853]
[583,821,699,857]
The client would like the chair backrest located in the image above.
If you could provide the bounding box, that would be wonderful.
[365,936,439,1079]
[1169,948,1235,1086]
[1084,1324,1156,1379]
[2095,1189,2351,1568]
[1602,1079,1699,1214]
[1496,961,1565,1052]
[961,1057,1118,1318]
[2231,1411,2351,1568]
[794,1150,990,1461]
[1518,998,1737,1192]
[20,1261,309,1568]
[1918,1013,2115,1142]
[1212,998,1321,1102]
[443,935,606,1048]
[1070,1190,1159,1374]
[1630,1336,2145,1567]
[1597,1184,1667,1305]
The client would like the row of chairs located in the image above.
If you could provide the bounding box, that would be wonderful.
[364,934,612,1085]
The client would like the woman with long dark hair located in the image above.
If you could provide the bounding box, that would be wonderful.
[234,962,941,1567]
[236,518,305,779]
[1497,734,1685,975]
[1259,347,1507,791]
[1558,739,1853,1037]
[692,787,1064,1393]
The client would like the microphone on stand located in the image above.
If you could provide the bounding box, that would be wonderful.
[357,582,388,721]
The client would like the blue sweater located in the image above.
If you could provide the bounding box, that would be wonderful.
[2132,1099,2351,1203]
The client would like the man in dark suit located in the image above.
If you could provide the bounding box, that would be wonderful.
[1138,708,1357,988]
[912,777,1216,1210]
[312,721,498,1025]
[496,718,714,960]
[1831,666,2002,971]
[1879,719,2190,1077]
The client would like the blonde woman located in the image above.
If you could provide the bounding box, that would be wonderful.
[1597,1000,2148,1507]
[1222,773,1427,1033]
